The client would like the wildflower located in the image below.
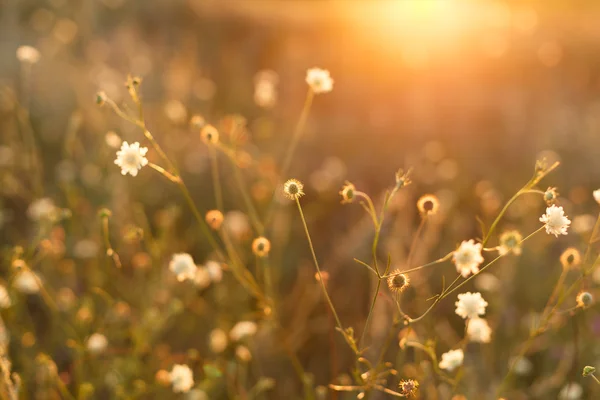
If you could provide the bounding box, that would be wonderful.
[558,382,582,400]
[86,333,108,354]
[235,345,252,362]
[398,379,419,397]
[205,210,224,230]
[13,270,41,294]
[169,253,198,282]
[498,230,523,256]
[560,248,581,269]
[466,317,492,343]
[0,285,11,309]
[339,182,356,204]
[190,114,206,129]
[205,261,222,283]
[582,366,596,377]
[417,194,440,216]
[540,205,570,237]
[453,240,484,278]
[16,45,40,64]
[27,198,57,221]
[305,68,333,94]
[387,271,410,293]
[252,237,271,257]
[114,141,148,177]
[229,321,257,342]
[200,124,219,145]
[209,329,228,353]
[455,292,488,319]
[283,179,305,200]
[438,349,464,372]
[594,189,600,205]
[576,291,593,308]
[170,364,194,393]
[544,187,559,204]
[194,267,211,289]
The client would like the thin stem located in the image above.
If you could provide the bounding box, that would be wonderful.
[295,199,345,334]
[230,158,264,235]
[481,189,524,247]
[209,146,224,211]
[279,89,314,181]
[591,374,600,385]
[381,252,453,278]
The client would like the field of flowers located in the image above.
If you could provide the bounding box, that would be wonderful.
[1,1,600,399]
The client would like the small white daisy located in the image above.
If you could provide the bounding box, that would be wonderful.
[539,205,571,237]
[455,292,488,319]
[114,141,148,177]
[438,349,464,372]
[305,68,333,94]
[86,333,108,354]
[169,253,198,282]
[558,382,583,400]
[229,321,258,342]
[466,317,492,343]
[453,240,484,278]
[594,189,600,205]
[170,364,194,393]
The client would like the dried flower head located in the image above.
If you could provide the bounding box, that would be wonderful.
[252,237,271,257]
[306,68,333,94]
[582,366,596,377]
[339,182,356,204]
[576,291,593,308]
[438,349,464,372]
[417,194,440,216]
[544,187,559,204]
[455,292,488,319]
[453,240,484,278]
[398,379,419,397]
[395,169,412,190]
[387,271,410,293]
[498,230,523,256]
[560,247,581,269]
[200,124,219,145]
[16,45,40,64]
[466,317,492,343]
[205,210,224,230]
[96,91,107,106]
[283,179,305,200]
[114,141,148,177]
[540,205,571,237]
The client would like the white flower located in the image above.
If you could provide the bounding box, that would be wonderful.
[209,329,228,353]
[559,382,583,400]
[453,240,484,278]
[206,261,222,283]
[438,349,464,372]
[169,253,198,282]
[594,189,600,205]
[193,267,211,289]
[539,205,570,237]
[13,270,41,294]
[466,317,492,343]
[0,285,11,309]
[114,141,148,177]
[455,292,488,319]
[27,198,57,221]
[16,45,40,64]
[306,68,333,94]
[229,321,258,342]
[86,333,108,354]
[170,364,194,393]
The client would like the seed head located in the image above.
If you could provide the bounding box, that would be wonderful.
[395,169,412,190]
[498,230,523,256]
[583,366,596,377]
[252,237,271,257]
[387,271,410,293]
[200,124,219,145]
[417,194,440,216]
[576,291,593,308]
[205,210,224,230]
[96,91,107,106]
[398,379,419,397]
[339,182,356,204]
[560,247,581,269]
[283,179,304,200]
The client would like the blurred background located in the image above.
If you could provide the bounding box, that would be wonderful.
[1,0,600,399]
